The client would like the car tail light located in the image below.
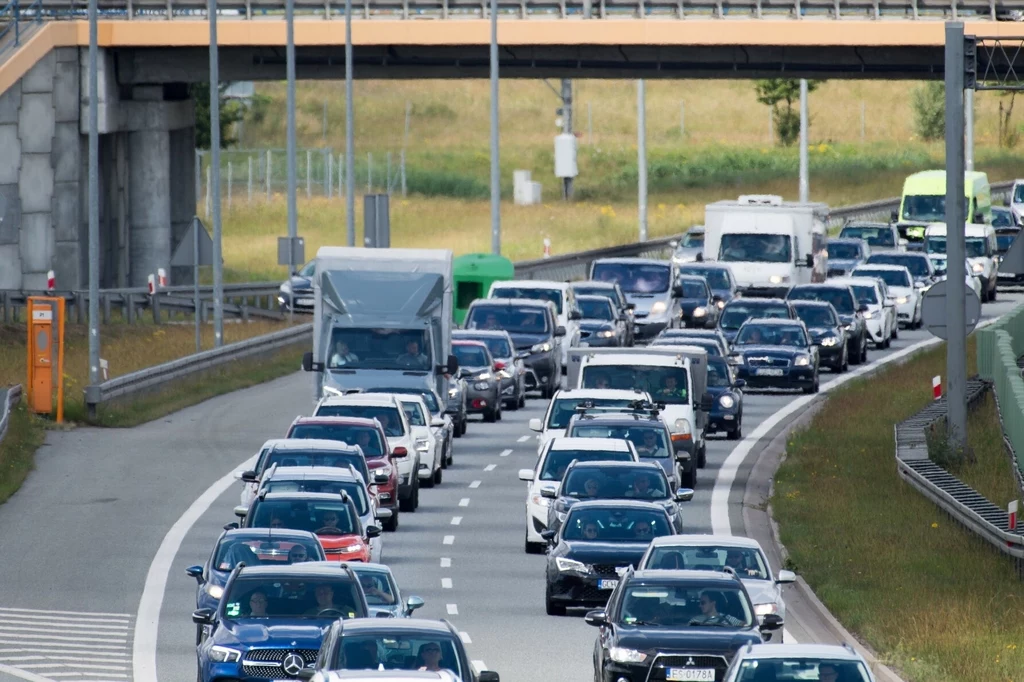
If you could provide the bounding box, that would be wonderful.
[494,361,505,370]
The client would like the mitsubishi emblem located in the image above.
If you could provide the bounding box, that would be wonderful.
[282,653,305,677]
[686,657,696,666]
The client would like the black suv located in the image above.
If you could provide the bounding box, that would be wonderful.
[786,284,868,366]
[586,568,782,682]
[303,617,499,682]
[717,298,795,345]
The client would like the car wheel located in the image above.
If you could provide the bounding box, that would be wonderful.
[545,587,567,616]
[412,479,420,511]
[399,491,415,513]
[682,466,697,488]
[727,421,742,440]
[434,465,443,485]
[453,418,463,439]
[860,337,869,363]
[803,374,820,394]
[519,391,527,409]
[383,509,399,532]
[484,406,498,423]
[525,534,544,554]
[892,323,899,340]
[421,470,435,489]
[496,403,503,421]
[991,284,997,301]
[839,345,849,373]
[697,443,707,469]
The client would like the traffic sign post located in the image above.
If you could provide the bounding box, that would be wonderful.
[172,217,216,353]
[920,278,981,341]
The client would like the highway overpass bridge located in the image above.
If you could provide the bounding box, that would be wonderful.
[0,4,1022,290]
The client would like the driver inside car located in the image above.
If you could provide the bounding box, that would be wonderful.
[304,583,342,616]
[319,510,343,532]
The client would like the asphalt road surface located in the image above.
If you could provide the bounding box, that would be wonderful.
[0,292,1019,682]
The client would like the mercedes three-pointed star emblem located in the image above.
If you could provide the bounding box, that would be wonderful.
[282,652,306,677]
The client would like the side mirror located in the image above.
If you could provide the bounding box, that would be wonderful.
[430,418,446,428]
[554,326,567,337]
[540,487,558,499]
[365,525,382,539]
[516,350,530,360]
[447,354,460,376]
[478,672,500,682]
[391,447,408,458]
[760,613,784,631]
[805,253,814,268]
[233,505,248,519]
[404,596,426,616]
[626,302,637,310]
[374,508,393,521]
[890,209,898,222]
[695,252,704,262]
[540,529,557,544]
[374,473,390,485]
[518,468,535,482]
[192,608,215,625]
[529,418,543,432]
[776,569,796,584]
[699,391,714,412]
[974,213,984,224]
[222,522,239,530]
[732,379,746,389]
[240,470,258,483]
[185,565,205,583]
[569,310,582,321]
[674,488,695,502]
[672,285,683,297]
[584,609,608,627]
[302,351,313,372]
[858,304,869,313]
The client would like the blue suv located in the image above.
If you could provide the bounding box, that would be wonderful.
[193,562,369,682]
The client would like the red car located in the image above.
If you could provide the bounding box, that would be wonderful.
[286,416,404,532]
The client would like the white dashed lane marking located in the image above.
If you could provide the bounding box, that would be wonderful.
[451,516,463,526]
[469,481,481,489]
[443,535,455,545]
[484,464,496,472]
[517,435,530,442]
[441,578,453,589]
[440,557,451,568]
[460,632,473,644]
[446,604,459,615]
[500,449,513,457]
[458,498,470,507]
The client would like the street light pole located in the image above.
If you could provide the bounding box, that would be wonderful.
[637,79,648,242]
[799,79,809,203]
[345,0,355,246]
[286,0,297,289]
[489,0,500,254]
[209,0,224,347]
[87,0,99,390]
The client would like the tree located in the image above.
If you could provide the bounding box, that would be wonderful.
[754,79,823,147]
[998,91,1019,149]
[911,82,945,142]
[192,83,245,150]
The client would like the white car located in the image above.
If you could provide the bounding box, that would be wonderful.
[487,279,583,370]
[724,644,876,682]
[924,222,999,302]
[528,388,653,454]
[363,392,446,488]
[830,276,896,349]
[851,264,922,329]
[313,393,422,513]
[638,534,796,641]
[518,437,639,554]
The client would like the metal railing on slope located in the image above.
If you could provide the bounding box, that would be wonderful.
[0,384,23,444]
[894,379,1024,565]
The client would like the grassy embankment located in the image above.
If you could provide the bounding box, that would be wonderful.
[215,79,1023,280]
[773,337,1024,682]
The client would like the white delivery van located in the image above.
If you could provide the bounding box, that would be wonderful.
[923,222,998,302]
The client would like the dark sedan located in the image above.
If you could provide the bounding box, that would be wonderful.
[277,260,315,313]
[543,500,675,616]
[790,300,849,373]
[728,318,820,394]
[675,275,721,329]
[786,283,868,366]
[452,340,502,422]
[453,329,528,410]
[677,263,738,313]
[705,355,745,441]
[572,281,637,347]
[578,295,630,347]
[717,298,795,345]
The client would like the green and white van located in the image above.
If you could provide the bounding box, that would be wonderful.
[894,170,992,250]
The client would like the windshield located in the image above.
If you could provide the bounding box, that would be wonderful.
[736,324,807,347]
[573,287,621,309]
[789,287,854,314]
[400,401,426,427]
[457,335,511,358]
[490,286,563,314]
[734,659,873,682]
[993,209,1014,228]
[679,266,730,290]
[644,546,768,578]
[902,194,947,222]
[619,584,754,628]
[466,305,550,334]
[250,499,359,535]
[352,569,397,606]
[579,298,615,320]
[840,226,895,247]
[854,269,910,288]
[453,344,490,368]
[262,480,369,516]
[867,254,931,278]
[569,425,670,458]
[793,305,837,328]
[582,366,690,405]
[298,261,315,277]
[679,281,708,299]
[540,448,635,481]
[562,466,669,498]
[850,285,878,305]
[966,238,988,257]
[1015,184,1024,203]
[328,329,431,371]
[329,633,464,678]
[998,232,1019,253]
[313,406,405,438]
[591,263,671,294]
[720,305,790,330]
[546,398,638,429]
[222,576,363,620]
[827,243,863,260]
[682,231,704,247]
[707,359,731,387]
[261,450,371,485]
[719,233,792,263]
[213,536,325,570]
[562,507,672,542]
[287,424,386,457]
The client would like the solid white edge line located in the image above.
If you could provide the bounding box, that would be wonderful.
[0,663,56,682]
[132,456,256,682]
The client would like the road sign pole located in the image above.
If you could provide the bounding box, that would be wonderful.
[945,21,968,450]
[637,79,647,242]
[194,216,201,353]
[345,0,355,247]
[209,0,224,348]
[799,79,809,203]
[286,0,297,323]
[489,0,501,255]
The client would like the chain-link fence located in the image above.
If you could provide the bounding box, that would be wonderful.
[196,147,408,215]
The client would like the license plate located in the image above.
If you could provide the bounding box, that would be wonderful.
[598,579,618,590]
[296,297,314,305]
[666,669,715,682]
[755,368,784,376]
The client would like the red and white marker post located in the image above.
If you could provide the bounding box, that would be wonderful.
[46,270,55,291]
[1010,500,1019,532]
[543,238,551,259]
[157,268,168,288]
[932,375,942,400]
[147,274,156,295]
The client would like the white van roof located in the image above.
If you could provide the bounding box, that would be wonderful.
[924,222,994,237]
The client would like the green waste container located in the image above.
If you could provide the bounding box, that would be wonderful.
[452,253,516,325]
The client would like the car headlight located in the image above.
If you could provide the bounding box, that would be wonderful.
[649,301,667,316]
[843,324,852,331]
[209,646,242,663]
[692,307,706,318]
[277,295,287,304]
[793,355,811,367]
[863,310,875,319]
[415,438,430,452]
[497,369,513,379]
[972,262,984,274]
[531,493,551,507]
[719,395,735,409]
[376,465,393,477]
[754,603,778,617]
[206,584,224,599]
[555,557,590,573]
[674,418,691,435]
[448,387,459,398]
[819,336,838,347]
[728,354,744,365]
[597,330,616,338]
[895,296,909,305]
[556,510,568,522]
[769,275,790,284]
[475,372,493,381]
[531,342,552,353]
[342,544,364,553]
[609,647,648,664]
[716,299,726,309]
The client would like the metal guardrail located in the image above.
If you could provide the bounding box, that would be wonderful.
[83,323,311,416]
[894,378,1024,562]
[0,384,23,444]
[9,0,1024,20]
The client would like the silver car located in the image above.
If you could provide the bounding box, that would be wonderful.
[672,226,705,265]
[637,534,796,641]
[724,643,876,682]
[347,562,425,619]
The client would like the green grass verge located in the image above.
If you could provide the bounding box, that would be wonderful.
[0,401,46,505]
[772,338,1024,682]
[953,392,1024,513]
